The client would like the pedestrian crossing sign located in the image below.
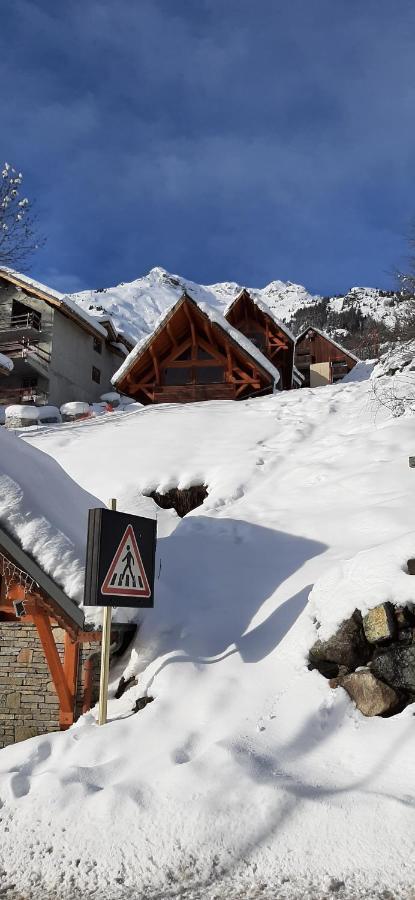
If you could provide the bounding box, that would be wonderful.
[101,524,151,598]
[84,508,156,608]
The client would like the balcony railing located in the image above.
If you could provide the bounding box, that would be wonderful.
[0,340,51,367]
[0,311,41,333]
[0,387,49,406]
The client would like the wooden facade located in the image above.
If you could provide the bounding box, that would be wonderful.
[295,327,358,387]
[113,293,277,404]
[225,289,295,390]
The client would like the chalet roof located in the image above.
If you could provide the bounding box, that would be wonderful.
[0,522,84,630]
[295,326,360,363]
[112,292,281,388]
[224,288,296,343]
[0,268,130,348]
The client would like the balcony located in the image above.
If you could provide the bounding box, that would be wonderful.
[0,310,42,344]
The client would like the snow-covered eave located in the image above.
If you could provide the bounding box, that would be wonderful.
[113,293,280,388]
[295,325,360,363]
[224,289,296,344]
[0,520,84,629]
[0,352,13,375]
[0,268,108,339]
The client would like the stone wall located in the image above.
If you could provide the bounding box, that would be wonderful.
[0,622,101,749]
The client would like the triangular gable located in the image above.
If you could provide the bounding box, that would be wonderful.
[295,326,360,363]
[225,288,295,344]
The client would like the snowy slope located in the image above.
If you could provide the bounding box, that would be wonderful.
[0,376,415,898]
[69,266,411,348]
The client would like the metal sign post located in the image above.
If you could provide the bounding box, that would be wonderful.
[84,500,157,727]
[98,498,116,726]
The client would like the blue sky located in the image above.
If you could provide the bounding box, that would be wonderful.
[1,0,415,295]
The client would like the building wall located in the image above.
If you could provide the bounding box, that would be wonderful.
[0,622,101,749]
[47,309,122,407]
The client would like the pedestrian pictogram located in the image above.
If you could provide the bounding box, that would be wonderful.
[101,524,151,598]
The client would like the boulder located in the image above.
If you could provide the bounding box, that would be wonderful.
[362,603,396,644]
[371,645,415,694]
[334,670,399,717]
[309,611,371,677]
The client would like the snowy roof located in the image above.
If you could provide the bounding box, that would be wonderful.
[295,325,360,362]
[0,425,103,610]
[112,292,281,387]
[225,288,296,343]
[0,268,108,339]
[0,352,13,374]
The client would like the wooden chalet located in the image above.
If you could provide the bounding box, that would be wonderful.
[225,289,295,390]
[112,293,279,404]
[295,327,359,387]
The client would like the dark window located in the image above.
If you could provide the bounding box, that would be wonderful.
[197,347,215,360]
[11,298,41,330]
[195,366,225,384]
[164,367,192,385]
[22,376,38,388]
[176,347,191,361]
[93,336,102,354]
[248,331,266,350]
[92,366,101,384]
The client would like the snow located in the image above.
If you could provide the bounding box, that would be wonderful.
[1,370,415,897]
[37,405,61,422]
[113,296,281,388]
[5,404,39,422]
[0,351,13,373]
[60,401,91,416]
[0,425,103,602]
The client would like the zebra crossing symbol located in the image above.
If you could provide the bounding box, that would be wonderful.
[101,524,151,598]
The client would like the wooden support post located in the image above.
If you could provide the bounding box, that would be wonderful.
[62,633,79,729]
[33,609,73,726]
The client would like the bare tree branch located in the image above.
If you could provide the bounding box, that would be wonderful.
[0,162,44,270]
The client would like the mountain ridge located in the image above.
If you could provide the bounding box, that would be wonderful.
[69,266,414,357]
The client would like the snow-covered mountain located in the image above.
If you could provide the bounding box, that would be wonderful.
[69,266,414,356]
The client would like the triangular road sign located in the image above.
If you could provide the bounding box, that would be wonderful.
[101,524,151,598]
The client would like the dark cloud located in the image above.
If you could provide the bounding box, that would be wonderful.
[0,0,414,293]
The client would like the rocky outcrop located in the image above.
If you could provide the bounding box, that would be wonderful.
[309,599,415,717]
[330,670,400,717]
[308,611,371,677]
[371,646,415,693]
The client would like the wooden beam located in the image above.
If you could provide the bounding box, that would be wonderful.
[166,322,177,349]
[62,633,79,729]
[182,302,197,355]
[149,345,160,383]
[32,609,73,725]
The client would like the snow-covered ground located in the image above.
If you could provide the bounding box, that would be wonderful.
[1,372,415,898]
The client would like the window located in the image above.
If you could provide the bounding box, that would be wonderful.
[197,347,215,360]
[195,366,225,384]
[164,367,192,385]
[248,331,266,350]
[92,366,101,384]
[22,376,38,388]
[93,336,102,354]
[176,347,191,361]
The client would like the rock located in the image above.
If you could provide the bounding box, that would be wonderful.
[395,606,414,629]
[17,648,33,664]
[335,670,399,717]
[371,645,415,693]
[362,603,396,644]
[309,610,371,677]
[15,725,37,742]
[407,558,415,575]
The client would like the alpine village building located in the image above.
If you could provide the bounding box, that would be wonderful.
[295,326,358,387]
[0,268,133,408]
[112,290,301,404]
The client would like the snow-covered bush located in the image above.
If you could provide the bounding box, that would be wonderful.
[371,339,415,416]
[37,406,61,425]
[60,401,92,422]
[100,391,121,408]
[5,404,39,428]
